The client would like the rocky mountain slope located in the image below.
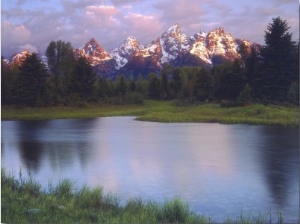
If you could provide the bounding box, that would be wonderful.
[5,24,254,79]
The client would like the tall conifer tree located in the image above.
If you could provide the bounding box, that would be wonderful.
[13,53,48,106]
[259,17,297,101]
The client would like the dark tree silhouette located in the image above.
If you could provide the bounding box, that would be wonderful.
[258,17,298,102]
[70,56,96,102]
[13,53,48,107]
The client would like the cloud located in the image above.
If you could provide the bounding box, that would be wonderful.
[123,12,163,44]
[61,0,106,11]
[152,0,227,36]
[19,44,38,53]
[154,0,205,26]
[86,5,120,19]
[110,0,144,6]
[1,21,33,56]
[1,0,299,57]
[2,22,32,43]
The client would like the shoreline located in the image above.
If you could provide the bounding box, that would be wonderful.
[1,100,299,126]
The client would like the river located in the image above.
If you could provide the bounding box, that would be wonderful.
[1,117,299,222]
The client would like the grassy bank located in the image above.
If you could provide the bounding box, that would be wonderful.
[1,170,289,223]
[1,100,299,126]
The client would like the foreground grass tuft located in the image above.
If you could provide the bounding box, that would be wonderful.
[1,169,294,223]
[1,169,207,223]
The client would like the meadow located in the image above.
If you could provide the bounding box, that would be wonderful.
[1,100,299,126]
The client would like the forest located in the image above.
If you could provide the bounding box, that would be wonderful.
[1,17,299,107]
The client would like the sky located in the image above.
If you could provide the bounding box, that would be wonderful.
[1,0,299,57]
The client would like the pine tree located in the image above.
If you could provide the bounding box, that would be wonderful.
[13,53,48,107]
[1,57,19,105]
[128,75,136,92]
[259,17,297,102]
[97,75,109,99]
[148,73,162,100]
[214,60,245,101]
[136,74,146,96]
[46,40,76,103]
[70,56,95,102]
[193,68,214,101]
[115,74,128,97]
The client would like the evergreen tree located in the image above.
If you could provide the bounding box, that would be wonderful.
[148,73,162,100]
[180,67,199,99]
[238,42,250,64]
[1,57,19,105]
[128,75,136,92]
[259,17,297,102]
[46,40,76,103]
[160,65,172,99]
[96,75,109,99]
[70,56,95,102]
[245,45,261,82]
[193,68,214,101]
[214,60,245,101]
[236,84,253,104]
[136,74,146,96]
[115,74,128,97]
[170,68,182,96]
[13,53,48,107]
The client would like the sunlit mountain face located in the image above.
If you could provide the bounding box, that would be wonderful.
[5,24,257,79]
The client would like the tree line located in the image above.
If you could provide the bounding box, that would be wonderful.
[1,17,299,107]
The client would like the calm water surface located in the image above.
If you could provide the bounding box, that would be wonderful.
[1,117,299,222]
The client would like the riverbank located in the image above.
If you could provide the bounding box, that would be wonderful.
[1,100,298,126]
[2,169,288,223]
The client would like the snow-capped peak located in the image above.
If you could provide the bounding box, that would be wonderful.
[9,49,32,66]
[166,23,180,33]
[4,24,257,78]
[160,24,191,64]
[111,36,144,69]
[74,38,111,66]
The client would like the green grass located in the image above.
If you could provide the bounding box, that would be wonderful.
[1,169,208,223]
[2,169,293,224]
[1,100,299,126]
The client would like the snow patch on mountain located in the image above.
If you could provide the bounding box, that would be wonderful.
[75,38,112,66]
[5,24,257,77]
[111,36,144,69]
[9,50,32,67]
[190,38,211,64]
[160,23,192,64]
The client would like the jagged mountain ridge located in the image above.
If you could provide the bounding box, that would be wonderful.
[6,24,254,79]
[74,24,253,78]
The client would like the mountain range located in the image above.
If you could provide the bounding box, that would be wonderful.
[4,24,257,79]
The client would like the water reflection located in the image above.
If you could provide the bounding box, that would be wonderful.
[9,119,97,175]
[17,121,48,173]
[1,117,299,222]
[18,140,43,173]
[258,126,299,208]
